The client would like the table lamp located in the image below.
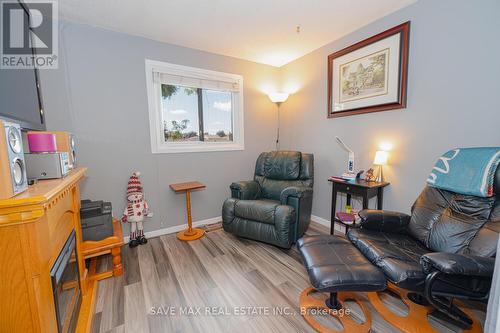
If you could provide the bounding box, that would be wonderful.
[373,150,389,182]
[268,92,289,150]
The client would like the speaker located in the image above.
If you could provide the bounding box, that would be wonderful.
[0,120,28,199]
[29,131,77,169]
[54,132,76,169]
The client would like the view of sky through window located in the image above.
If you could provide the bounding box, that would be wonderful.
[161,84,233,142]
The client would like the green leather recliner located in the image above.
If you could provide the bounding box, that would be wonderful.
[222,151,314,248]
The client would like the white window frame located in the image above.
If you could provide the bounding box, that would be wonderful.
[145,59,244,154]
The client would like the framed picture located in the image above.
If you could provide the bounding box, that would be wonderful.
[328,21,410,118]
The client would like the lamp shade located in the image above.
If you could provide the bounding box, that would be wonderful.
[373,150,389,165]
[268,92,289,103]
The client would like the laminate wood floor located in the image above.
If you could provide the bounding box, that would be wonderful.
[92,222,486,333]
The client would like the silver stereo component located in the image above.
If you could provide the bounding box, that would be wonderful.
[25,152,70,180]
[1,121,28,197]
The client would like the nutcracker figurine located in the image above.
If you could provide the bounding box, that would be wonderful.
[122,172,152,248]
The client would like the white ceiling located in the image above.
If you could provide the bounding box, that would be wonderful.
[58,0,416,67]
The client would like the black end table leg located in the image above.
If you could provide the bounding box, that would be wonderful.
[331,186,337,235]
[362,192,369,210]
[377,187,384,209]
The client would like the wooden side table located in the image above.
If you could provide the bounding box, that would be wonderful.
[81,218,124,278]
[169,181,206,241]
[328,178,389,235]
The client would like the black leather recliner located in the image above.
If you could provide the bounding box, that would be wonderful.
[348,166,499,327]
[222,151,313,248]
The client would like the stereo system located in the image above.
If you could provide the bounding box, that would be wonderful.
[25,152,71,180]
[0,120,28,199]
[0,124,77,199]
[28,131,76,169]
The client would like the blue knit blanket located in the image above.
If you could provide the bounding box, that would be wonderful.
[427,147,500,197]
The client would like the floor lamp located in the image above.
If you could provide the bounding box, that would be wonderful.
[268,92,289,151]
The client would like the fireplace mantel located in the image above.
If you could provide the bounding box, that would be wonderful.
[0,167,89,332]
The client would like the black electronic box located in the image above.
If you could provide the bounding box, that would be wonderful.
[80,199,114,241]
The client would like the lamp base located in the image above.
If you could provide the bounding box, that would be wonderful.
[375,165,384,182]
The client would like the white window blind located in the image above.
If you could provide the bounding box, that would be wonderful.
[153,70,240,92]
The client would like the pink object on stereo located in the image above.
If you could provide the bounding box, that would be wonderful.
[27,132,58,153]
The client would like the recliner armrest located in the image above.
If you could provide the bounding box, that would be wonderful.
[421,252,495,277]
[280,186,313,205]
[230,181,261,200]
[358,210,410,233]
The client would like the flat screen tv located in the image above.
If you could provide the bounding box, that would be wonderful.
[0,0,46,131]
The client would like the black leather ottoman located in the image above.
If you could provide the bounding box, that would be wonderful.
[298,235,386,332]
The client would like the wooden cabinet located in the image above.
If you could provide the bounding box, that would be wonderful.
[0,168,88,332]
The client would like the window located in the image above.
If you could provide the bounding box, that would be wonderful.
[145,59,244,153]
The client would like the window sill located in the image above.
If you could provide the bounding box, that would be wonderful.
[152,142,244,154]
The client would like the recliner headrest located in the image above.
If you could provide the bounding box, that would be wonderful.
[255,151,301,180]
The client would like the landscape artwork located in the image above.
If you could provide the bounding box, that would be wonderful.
[339,49,389,103]
[327,22,410,118]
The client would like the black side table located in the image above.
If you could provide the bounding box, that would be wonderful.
[329,178,389,235]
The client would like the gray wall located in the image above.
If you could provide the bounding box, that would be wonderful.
[40,22,280,234]
[41,0,500,233]
[280,0,500,218]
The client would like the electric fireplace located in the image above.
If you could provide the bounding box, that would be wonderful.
[50,230,81,333]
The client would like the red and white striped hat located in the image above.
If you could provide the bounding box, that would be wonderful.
[127,171,143,196]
